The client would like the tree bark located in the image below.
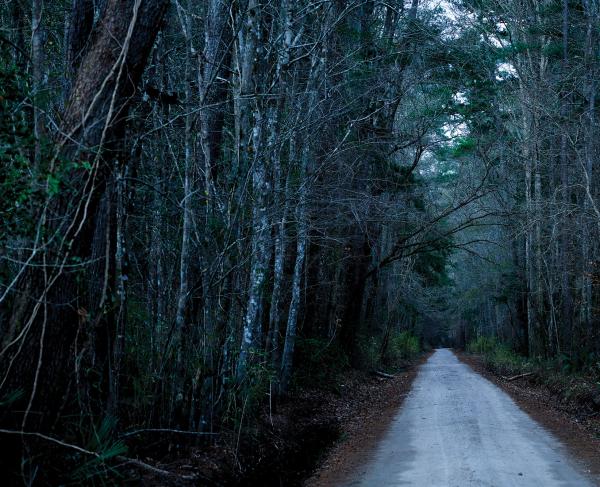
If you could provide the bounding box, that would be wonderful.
[237,0,270,382]
[280,145,309,393]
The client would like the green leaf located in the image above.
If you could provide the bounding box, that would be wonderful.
[47,174,60,196]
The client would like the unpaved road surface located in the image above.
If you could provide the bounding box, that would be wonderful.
[348,348,594,486]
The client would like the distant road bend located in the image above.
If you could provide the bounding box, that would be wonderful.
[351,349,593,487]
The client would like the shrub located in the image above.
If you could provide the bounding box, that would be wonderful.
[379,330,421,368]
[354,333,382,371]
[487,344,530,376]
[293,338,349,389]
[387,331,421,362]
[467,336,530,376]
[467,335,498,355]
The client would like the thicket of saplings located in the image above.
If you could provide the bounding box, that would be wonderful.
[270,330,421,391]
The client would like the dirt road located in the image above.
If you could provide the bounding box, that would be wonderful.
[348,349,593,486]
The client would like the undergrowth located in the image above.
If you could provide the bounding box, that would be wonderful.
[293,330,422,390]
[293,338,350,391]
[385,331,421,364]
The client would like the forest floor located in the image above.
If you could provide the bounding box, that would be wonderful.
[135,354,428,486]
[458,351,600,482]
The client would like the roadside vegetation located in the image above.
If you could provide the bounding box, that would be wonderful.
[294,330,422,391]
[466,337,600,415]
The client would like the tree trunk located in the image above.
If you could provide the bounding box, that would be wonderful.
[558,0,570,353]
[266,0,294,365]
[237,0,269,382]
[279,145,309,393]
[31,0,46,168]
[3,0,169,430]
